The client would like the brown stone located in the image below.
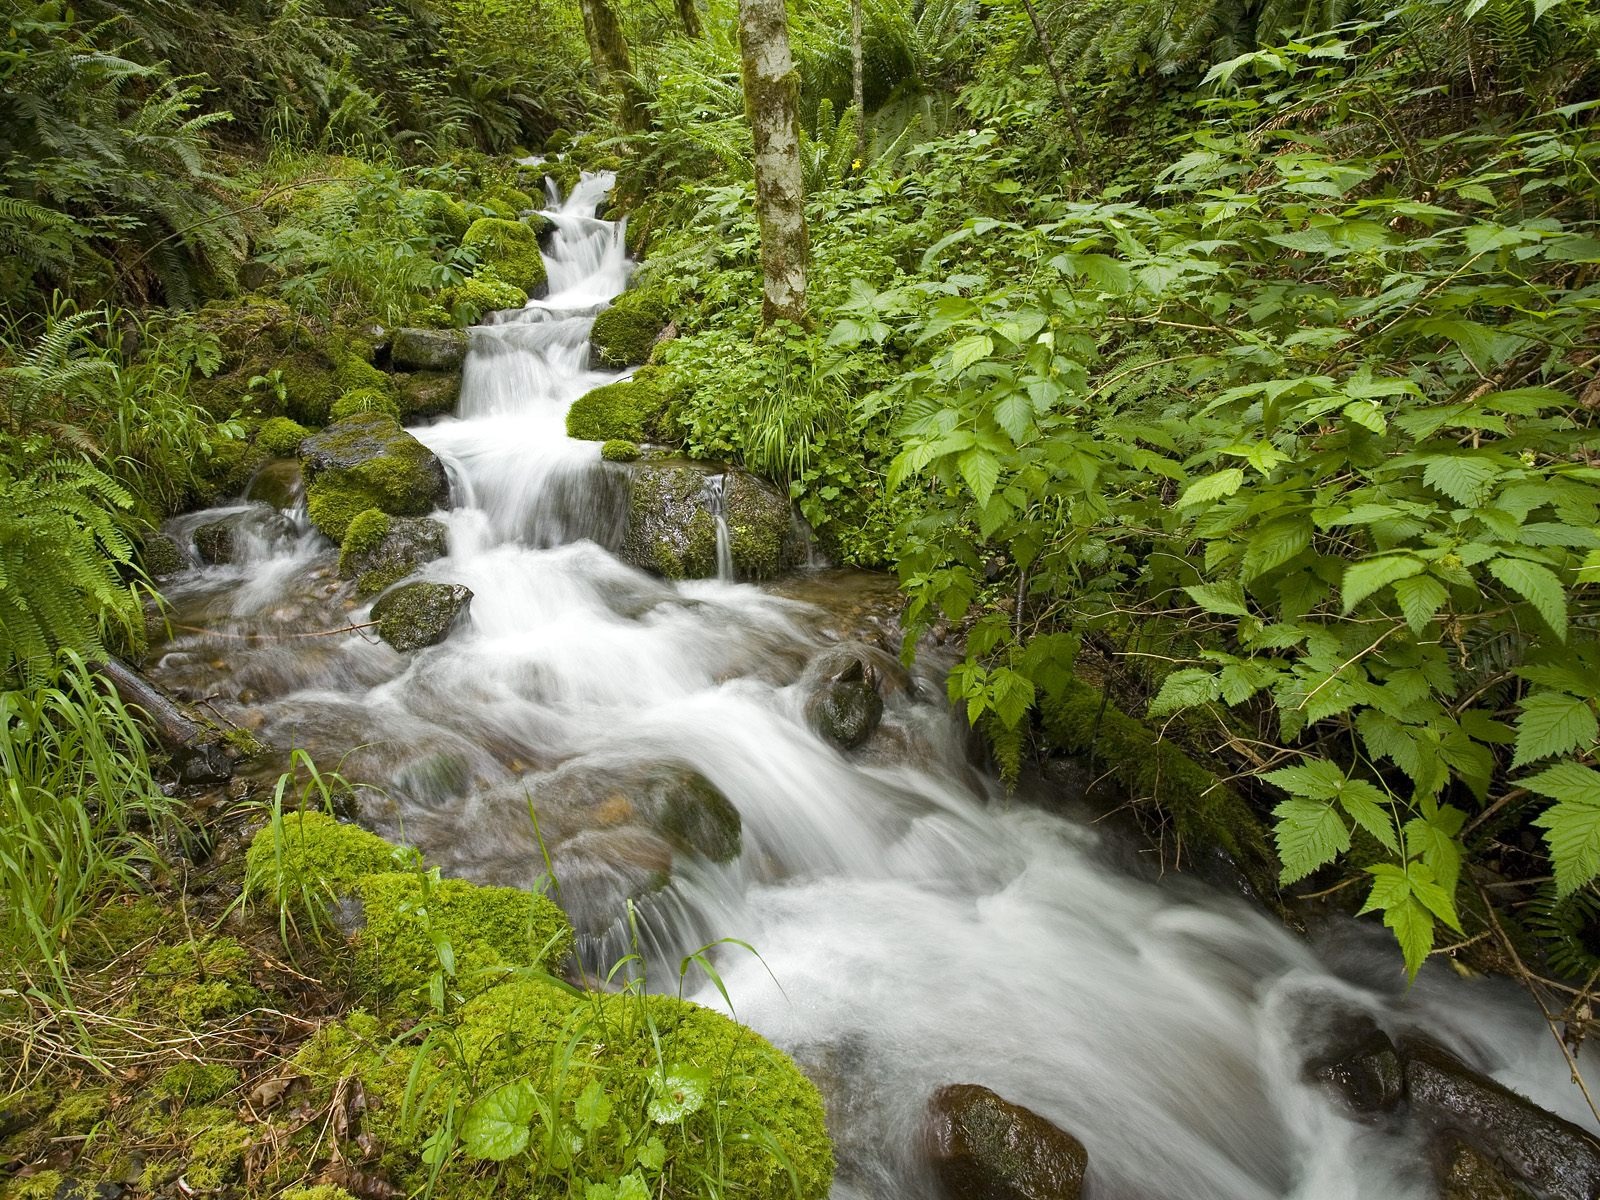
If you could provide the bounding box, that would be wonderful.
[926,1084,1088,1200]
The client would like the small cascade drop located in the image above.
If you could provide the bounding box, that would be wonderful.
[704,473,734,583]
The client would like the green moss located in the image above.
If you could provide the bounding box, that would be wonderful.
[330,387,402,423]
[153,1062,240,1107]
[351,872,573,997]
[590,288,671,369]
[442,269,528,325]
[339,508,392,575]
[4,1170,64,1200]
[567,367,678,442]
[274,351,343,426]
[479,183,535,214]
[257,416,311,456]
[418,189,471,240]
[136,938,260,1025]
[300,412,449,541]
[601,438,640,462]
[196,429,270,505]
[461,218,547,296]
[49,1089,110,1134]
[180,1107,252,1190]
[280,1187,359,1200]
[245,810,412,912]
[69,896,165,969]
[1040,677,1278,896]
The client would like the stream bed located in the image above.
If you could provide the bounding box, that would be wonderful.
[149,173,1597,1200]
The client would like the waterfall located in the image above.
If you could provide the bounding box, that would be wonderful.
[147,172,1599,1200]
[704,473,734,583]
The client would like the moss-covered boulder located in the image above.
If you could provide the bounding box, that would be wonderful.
[371,580,472,651]
[195,427,271,505]
[601,438,640,462]
[620,462,802,582]
[442,270,528,325]
[140,532,191,579]
[461,217,547,298]
[391,327,469,371]
[394,369,462,419]
[339,510,449,597]
[256,415,310,457]
[244,810,411,907]
[329,386,401,423]
[298,412,451,542]
[590,288,671,369]
[293,979,832,1200]
[567,366,678,443]
[806,658,885,751]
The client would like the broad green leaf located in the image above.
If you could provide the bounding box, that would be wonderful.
[1242,518,1311,582]
[993,393,1033,444]
[948,334,993,374]
[635,1137,667,1172]
[1392,574,1448,633]
[1488,557,1568,640]
[1421,455,1500,508]
[461,1080,537,1161]
[1406,863,1463,933]
[1342,400,1386,433]
[575,1079,614,1134]
[1513,692,1599,767]
[1273,798,1351,885]
[1360,864,1414,916]
[1341,555,1424,612]
[958,449,1000,507]
[1383,894,1436,980]
[1185,580,1250,617]
[1528,763,1600,896]
[1177,468,1245,509]
[1263,759,1345,801]
[1338,779,1399,853]
[648,1067,710,1124]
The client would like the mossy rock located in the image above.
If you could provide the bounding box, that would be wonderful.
[330,386,402,423]
[370,580,473,651]
[298,412,451,542]
[1039,676,1279,899]
[139,532,191,579]
[256,416,310,457]
[601,438,640,462]
[441,270,528,325]
[391,327,469,372]
[244,810,413,911]
[350,872,573,996]
[394,369,462,419]
[339,511,449,597]
[619,463,802,582]
[195,429,271,506]
[293,980,832,1200]
[590,288,671,369]
[461,218,547,298]
[418,189,471,240]
[567,366,678,443]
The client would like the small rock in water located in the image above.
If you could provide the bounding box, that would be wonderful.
[192,506,294,565]
[140,532,191,579]
[371,581,473,652]
[925,1083,1089,1200]
[806,657,885,751]
[390,327,469,372]
[1401,1037,1600,1200]
[1437,1136,1538,1200]
[1305,1017,1404,1114]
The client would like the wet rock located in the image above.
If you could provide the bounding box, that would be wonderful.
[806,657,885,751]
[644,768,742,863]
[340,514,449,597]
[395,369,462,420]
[242,457,303,511]
[620,461,803,581]
[140,532,191,579]
[371,581,472,652]
[925,1084,1089,1200]
[391,327,468,372]
[1306,1017,1404,1115]
[192,506,295,565]
[299,412,451,542]
[1401,1037,1600,1200]
[1437,1137,1538,1200]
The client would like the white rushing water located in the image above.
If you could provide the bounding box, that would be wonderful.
[153,174,1598,1200]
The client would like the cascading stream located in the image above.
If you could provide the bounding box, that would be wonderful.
[150,174,1597,1200]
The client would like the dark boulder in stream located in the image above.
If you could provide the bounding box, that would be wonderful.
[806,656,885,751]
[619,460,803,581]
[926,1084,1089,1200]
[192,505,295,565]
[1401,1038,1600,1200]
[340,513,449,597]
[390,326,468,371]
[1305,1017,1404,1115]
[371,581,472,651]
[1437,1137,1539,1200]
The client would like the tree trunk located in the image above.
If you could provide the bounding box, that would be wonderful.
[1019,0,1086,156]
[851,0,866,164]
[676,0,703,39]
[579,0,647,132]
[737,0,810,327]
[97,657,238,785]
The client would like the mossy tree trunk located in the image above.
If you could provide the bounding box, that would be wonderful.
[737,0,810,328]
[579,0,647,132]
[1019,0,1086,156]
[676,0,703,39]
[851,0,866,165]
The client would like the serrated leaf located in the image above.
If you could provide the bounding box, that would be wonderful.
[1242,518,1311,582]
[1384,894,1436,980]
[1528,762,1600,896]
[1488,557,1568,640]
[635,1137,667,1172]
[1422,455,1500,508]
[461,1080,537,1161]
[1393,574,1448,633]
[948,334,993,374]
[1185,580,1250,617]
[993,393,1033,444]
[1342,555,1424,611]
[1513,692,1599,767]
[1273,798,1351,884]
[1148,668,1221,716]
[1263,759,1346,801]
[1338,779,1399,853]
[1177,468,1245,509]
[958,449,1000,506]
[1342,400,1386,432]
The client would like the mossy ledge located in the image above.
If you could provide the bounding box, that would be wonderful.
[566,365,680,443]
[298,411,451,542]
[589,287,671,369]
[1039,676,1280,899]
